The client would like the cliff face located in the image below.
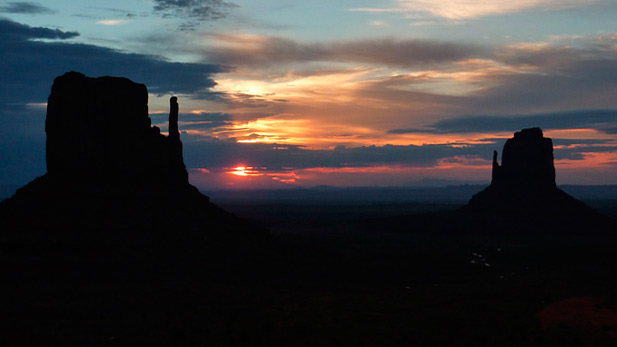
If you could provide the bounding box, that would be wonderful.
[467,128,593,215]
[44,72,189,195]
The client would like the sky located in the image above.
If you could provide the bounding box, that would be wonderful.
[1,0,617,190]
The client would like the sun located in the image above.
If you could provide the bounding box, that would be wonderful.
[228,166,261,177]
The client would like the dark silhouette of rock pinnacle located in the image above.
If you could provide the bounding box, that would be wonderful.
[167,95,189,188]
[169,96,179,139]
[466,127,593,215]
[491,150,500,185]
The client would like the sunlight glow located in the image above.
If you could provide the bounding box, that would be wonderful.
[215,67,376,105]
[97,19,129,26]
[222,166,299,185]
[228,166,262,177]
[352,0,593,20]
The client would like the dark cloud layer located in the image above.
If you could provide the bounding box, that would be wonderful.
[151,112,234,131]
[0,17,78,39]
[555,144,617,161]
[183,134,617,174]
[389,110,617,134]
[473,59,617,113]
[182,135,498,171]
[180,112,234,130]
[204,35,486,68]
[153,0,237,29]
[0,18,227,105]
[0,1,54,14]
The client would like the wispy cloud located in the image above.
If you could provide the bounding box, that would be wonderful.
[388,110,617,134]
[369,20,389,27]
[0,1,54,14]
[88,6,140,18]
[97,19,130,26]
[352,0,606,20]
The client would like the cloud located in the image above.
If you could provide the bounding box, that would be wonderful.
[97,19,130,26]
[182,112,233,123]
[0,1,54,14]
[200,31,617,168]
[358,37,617,117]
[472,52,617,113]
[369,20,388,27]
[0,17,78,40]
[353,0,605,20]
[182,133,614,170]
[603,127,617,134]
[555,144,617,161]
[202,34,487,68]
[194,31,617,130]
[151,111,234,132]
[180,131,617,188]
[87,6,140,18]
[203,32,617,117]
[182,134,498,171]
[389,110,617,134]
[0,18,227,105]
[401,0,595,19]
[153,0,238,29]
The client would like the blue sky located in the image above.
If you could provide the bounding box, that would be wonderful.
[2,0,617,189]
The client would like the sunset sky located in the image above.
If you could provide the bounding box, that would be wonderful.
[1,0,617,189]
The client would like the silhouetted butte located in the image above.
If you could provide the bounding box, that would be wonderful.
[465,127,596,218]
[0,72,269,274]
[44,72,189,196]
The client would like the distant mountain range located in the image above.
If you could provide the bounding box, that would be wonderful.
[201,184,617,205]
[3,183,617,204]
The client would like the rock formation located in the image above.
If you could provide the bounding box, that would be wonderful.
[490,127,556,189]
[0,72,269,242]
[44,71,191,196]
[466,127,594,216]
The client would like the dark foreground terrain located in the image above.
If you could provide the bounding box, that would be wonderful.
[2,191,617,346]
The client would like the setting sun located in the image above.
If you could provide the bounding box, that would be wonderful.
[228,166,262,177]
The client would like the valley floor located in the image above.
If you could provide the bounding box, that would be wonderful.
[2,198,617,346]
